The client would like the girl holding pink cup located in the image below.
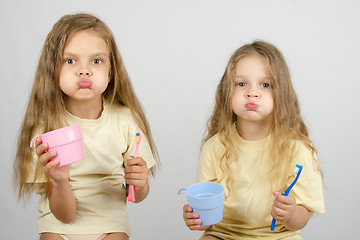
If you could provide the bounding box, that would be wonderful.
[14,13,159,240]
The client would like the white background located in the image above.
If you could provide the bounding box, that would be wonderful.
[1,0,359,239]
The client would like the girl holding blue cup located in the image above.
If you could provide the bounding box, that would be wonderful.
[182,41,325,240]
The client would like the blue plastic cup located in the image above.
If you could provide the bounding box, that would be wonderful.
[178,182,224,225]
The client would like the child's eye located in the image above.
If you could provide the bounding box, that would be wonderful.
[64,58,76,64]
[236,82,246,87]
[92,59,103,64]
[261,82,271,88]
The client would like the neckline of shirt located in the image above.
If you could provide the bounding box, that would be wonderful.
[231,123,271,147]
[65,103,108,128]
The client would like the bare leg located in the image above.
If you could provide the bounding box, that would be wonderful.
[103,232,129,240]
[39,233,64,240]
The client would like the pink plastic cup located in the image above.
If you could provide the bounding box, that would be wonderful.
[30,125,86,166]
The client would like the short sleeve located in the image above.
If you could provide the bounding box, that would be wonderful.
[290,142,325,213]
[197,137,219,183]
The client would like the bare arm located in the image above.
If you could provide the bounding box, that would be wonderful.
[49,179,77,223]
[133,181,149,203]
[282,205,309,231]
[36,138,77,223]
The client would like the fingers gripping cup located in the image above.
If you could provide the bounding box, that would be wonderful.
[178,182,224,226]
[30,125,86,166]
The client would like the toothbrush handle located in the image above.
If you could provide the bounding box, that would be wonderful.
[270,185,292,231]
[128,134,141,203]
[270,166,303,231]
[271,218,276,231]
[128,139,140,203]
[128,185,135,202]
[127,146,136,202]
[134,146,139,157]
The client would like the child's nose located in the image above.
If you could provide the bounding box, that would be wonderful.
[77,69,92,77]
[246,90,260,98]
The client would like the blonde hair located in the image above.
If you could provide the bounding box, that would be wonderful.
[14,13,159,200]
[204,40,320,195]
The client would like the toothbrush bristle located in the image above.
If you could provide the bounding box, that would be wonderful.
[294,164,302,174]
[136,133,141,142]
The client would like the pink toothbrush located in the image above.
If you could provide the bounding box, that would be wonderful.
[128,133,141,202]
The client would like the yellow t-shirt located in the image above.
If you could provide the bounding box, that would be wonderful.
[197,125,325,240]
[28,103,156,236]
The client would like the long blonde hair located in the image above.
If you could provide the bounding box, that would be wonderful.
[14,13,159,200]
[204,40,320,195]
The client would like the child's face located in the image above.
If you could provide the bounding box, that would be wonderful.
[231,54,274,125]
[59,29,110,105]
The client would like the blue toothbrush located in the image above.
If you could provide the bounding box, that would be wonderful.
[270,164,303,231]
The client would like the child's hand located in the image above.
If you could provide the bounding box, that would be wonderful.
[270,191,296,226]
[35,137,69,183]
[183,204,211,231]
[271,190,310,230]
[124,156,149,194]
